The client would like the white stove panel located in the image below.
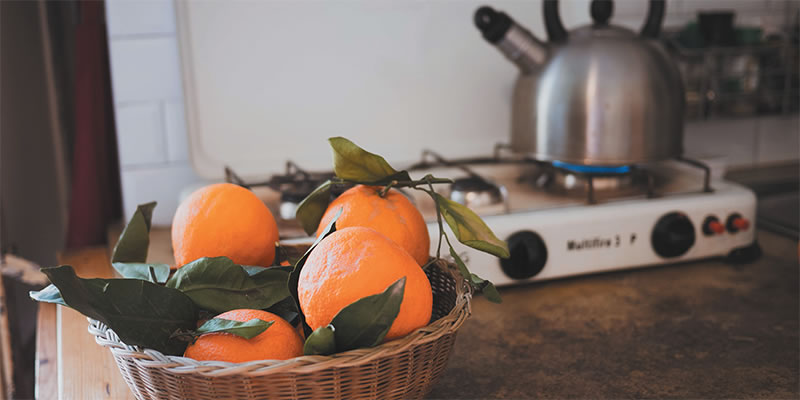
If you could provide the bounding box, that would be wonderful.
[429,180,757,286]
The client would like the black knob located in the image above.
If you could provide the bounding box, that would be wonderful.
[499,231,547,280]
[591,0,614,26]
[651,212,696,258]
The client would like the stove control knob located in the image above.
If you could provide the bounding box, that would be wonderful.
[726,213,750,233]
[702,216,725,236]
[499,231,547,280]
[651,212,695,258]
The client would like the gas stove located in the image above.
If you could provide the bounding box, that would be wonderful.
[227,149,757,287]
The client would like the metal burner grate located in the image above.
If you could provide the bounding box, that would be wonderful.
[526,156,714,204]
[222,148,716,213]
[224,161,334,192]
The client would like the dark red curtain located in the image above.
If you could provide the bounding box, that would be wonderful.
[65,0,122,248]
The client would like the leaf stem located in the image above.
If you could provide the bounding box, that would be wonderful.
[379,180,397,197]
[169,329,198,342]
[420,258,437,270]
[442,227,455,251]
[422,176,445,259]
[331,177,453,188]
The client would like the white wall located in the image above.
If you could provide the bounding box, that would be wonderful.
[106,0,799,226]
[107,0,200,225]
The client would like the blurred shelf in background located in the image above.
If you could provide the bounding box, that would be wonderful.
[664,13,799,120]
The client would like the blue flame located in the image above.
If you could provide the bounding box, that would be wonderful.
[552,161,631,174]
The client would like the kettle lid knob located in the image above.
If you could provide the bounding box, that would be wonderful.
[590,0,613,26]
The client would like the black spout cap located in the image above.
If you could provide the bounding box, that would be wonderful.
[474,6,513,43]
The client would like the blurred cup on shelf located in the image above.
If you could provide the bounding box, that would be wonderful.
[698,11,736,46]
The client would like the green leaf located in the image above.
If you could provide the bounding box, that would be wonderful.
[31,265,197,355]
[287,208,342,337]
[468,273,502,304]
[112,263,170,283]
[166,257,290,313]
[265,296,300,326]
[329,137,409,183]
[359,171,413,187]
[295,180,333,236]
[448,247,502,303]
[29,284,66,306]
[241,265,268,276]
[434,193,510,259]
[241,265,293,276]
[330,277,405,351]
[476,278,502,304]
[111,202,157,263]
[303,325,336,356]
[448,247,472,281]
[195,318,274,339]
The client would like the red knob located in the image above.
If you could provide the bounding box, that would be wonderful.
[709,220,725,234]
[733,217,750,231]
[702,216,726,235]
[726,214,750,233]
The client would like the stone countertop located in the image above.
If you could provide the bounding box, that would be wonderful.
[427,229,799,399]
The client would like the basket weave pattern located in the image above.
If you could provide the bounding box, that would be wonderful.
[89,261,472,400]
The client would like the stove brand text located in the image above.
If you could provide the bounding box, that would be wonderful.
[567,236,618,251]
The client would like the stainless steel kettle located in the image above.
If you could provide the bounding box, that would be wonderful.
[474,0,685,166]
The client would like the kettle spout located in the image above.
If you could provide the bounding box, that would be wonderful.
[475,6,548,74]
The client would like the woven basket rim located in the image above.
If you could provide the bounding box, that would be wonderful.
[88,259,473,377]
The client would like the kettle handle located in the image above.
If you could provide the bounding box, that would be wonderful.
[546,0,665,41]
[543,0,568,43]
[640,0,666,38]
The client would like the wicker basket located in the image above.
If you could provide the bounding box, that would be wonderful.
[88,260,472,400]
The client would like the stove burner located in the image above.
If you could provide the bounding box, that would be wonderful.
[225,162,335,219]
[540,171,637,192]
[527,160,656,204]
[407,149,509,211]
[450,176,508,209]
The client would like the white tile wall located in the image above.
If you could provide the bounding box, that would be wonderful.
[109,37,183,103]
[756,116,800,164]
[106,0,798,226]
[106,0,176,37]
[164,101,189,162]
[115,103,167,166]
[120,164,203,226]
[107,0,204,225]
[684,118,760,168]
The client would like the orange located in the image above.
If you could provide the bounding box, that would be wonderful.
[316,185,430,265]
[172,183,279,267]
[298,227,433,341]
[183,309,303,362]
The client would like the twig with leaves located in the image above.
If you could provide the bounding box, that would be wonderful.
[295,137,509,303]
